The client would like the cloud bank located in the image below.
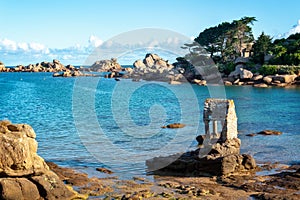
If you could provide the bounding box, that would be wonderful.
[0,33,190,66]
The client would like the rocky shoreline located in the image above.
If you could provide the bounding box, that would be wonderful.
[48,161,300,200]
[0,116,299,199]
[1,55,300,87]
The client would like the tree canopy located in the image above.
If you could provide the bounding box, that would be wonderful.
[194,16,256,63]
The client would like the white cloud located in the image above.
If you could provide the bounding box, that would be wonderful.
[0,38,17,51]
[287,19,300,36]
[281,19,300,38]
[88,35,103,47]
[0,30,191,66]
[18,42,29,51]
[29,42,46,51]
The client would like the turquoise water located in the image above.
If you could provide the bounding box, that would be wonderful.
[0,72,299,177]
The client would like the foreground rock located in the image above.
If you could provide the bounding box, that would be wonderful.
[147,99,256,176]
[0,120,77,200]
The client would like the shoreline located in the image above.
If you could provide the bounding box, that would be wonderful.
[47,160,300,199]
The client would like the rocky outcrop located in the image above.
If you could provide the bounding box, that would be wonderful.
[0,59,82,74]
[128,54,186,83]
[147,138,256,176]
[228,64,253,80]
[0,61,7,72]
[147,99,256,177]
[90,58,122,72]
[0,120,76,200]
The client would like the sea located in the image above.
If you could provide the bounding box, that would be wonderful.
[0,72,299,178]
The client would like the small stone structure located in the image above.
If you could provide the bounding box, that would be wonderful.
[203,98,238,142]
[147,98,256,176]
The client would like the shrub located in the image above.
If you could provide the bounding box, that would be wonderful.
[218,62,235,75]
[258,65,278,75]
[258,65,300,75]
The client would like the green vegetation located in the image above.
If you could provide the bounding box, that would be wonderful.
[194,16,256,63]
[259,65,300,75]
[182,17,300,75]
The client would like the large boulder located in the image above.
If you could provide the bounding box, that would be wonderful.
[0,120,76,199]
[229,64,253,80]
[129,53,184,82]
[90,58,122,72]
[272,74,297,83]
[0,61,6,72]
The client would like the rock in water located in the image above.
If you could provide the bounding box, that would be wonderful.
[161,123,186,129]
[0,120,76,200]
[90,58,122,72]
[257,130,282,135]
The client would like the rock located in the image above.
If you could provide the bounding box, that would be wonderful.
[0,178,40,200]
[257,130,282,135]
[233,79,240,84]
[90,58,122,72]
[169,80,181,85]
[192,79,202,84]
[0,61,6,72]
[161,123,186,129]
[0,120,76,199]
[133,60,146,69]
[53,72,62,77]
[224,81,232,86]
[0,123,48,177]
[147,99,256,177]
[196,135,206,146]
[144,54,155,67]
[273,74,297,83]
[30,171,76,199]
[242,154,256,170]
[63,71,72,77]
[53,59,61,65]
[198,80,207,86]
[263,76,273,84]
[253,83,268,88]
[246,133,257,137]
[240,69,253,79]
[96,167,113,174]
[251,75,263,81]
[228,65,253,80]
[129,54,179,82]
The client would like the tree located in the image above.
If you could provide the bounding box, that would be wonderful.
[269,33,300,65]
[225,17,256,59]
[252,32,273,64]
[193,16,256,63]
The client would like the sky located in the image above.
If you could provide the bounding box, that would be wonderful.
[0,0,300,65]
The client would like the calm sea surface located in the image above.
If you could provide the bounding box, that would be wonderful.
[0,72,299,178]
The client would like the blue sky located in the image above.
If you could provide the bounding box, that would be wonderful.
[0,0,299,65]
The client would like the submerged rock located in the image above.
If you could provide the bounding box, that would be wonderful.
[257,130,282,135]
[161,123,186,129]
